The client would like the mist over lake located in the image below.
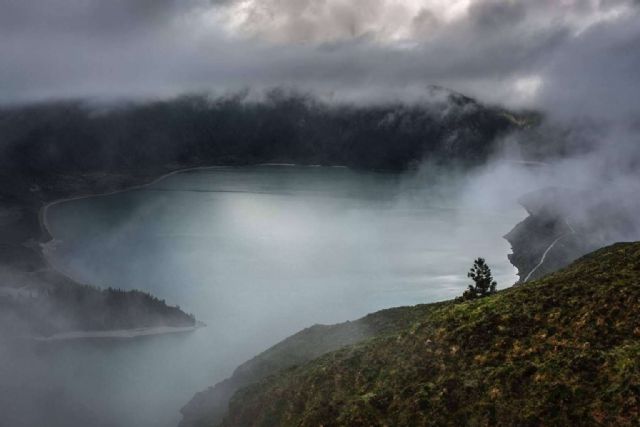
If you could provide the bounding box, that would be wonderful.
[36,165,522,427]
[2,1,639,424]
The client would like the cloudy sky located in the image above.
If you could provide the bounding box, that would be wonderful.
[1,0,639,116]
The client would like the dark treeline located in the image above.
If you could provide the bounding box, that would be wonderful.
[0,88,533,178]
[0,283,195,337]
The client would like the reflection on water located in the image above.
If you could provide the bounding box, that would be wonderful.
[26,166,522,427]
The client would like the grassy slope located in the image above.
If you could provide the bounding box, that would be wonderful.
[180,303,448,427]
[223,242,640,426]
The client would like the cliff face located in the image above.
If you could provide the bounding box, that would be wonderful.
[218,242,640,426]
[504,187,640,282]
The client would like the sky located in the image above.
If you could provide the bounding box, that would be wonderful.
[1,0,639,117]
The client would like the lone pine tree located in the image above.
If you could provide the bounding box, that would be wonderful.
[460,257,497,301]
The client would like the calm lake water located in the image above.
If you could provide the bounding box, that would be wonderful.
[34,166,522,427]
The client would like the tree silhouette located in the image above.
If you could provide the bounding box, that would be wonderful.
[460,258,497,301]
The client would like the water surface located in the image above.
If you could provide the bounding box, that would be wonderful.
[37,166,522,426]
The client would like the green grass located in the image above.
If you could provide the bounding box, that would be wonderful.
[222,242,640,426]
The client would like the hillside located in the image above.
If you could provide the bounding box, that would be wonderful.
[505,188,640,282]
[0,88,530,177]
[215,242,640,426]
[180,302,448,427]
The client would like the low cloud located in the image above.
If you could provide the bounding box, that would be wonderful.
[0,0,638,117]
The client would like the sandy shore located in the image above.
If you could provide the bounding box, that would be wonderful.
[37,165,235,285]
[39,165,230,241]
[39,163,343,242]
[33,163,335,342]
[38,163,345,282]
[33,322,206,342]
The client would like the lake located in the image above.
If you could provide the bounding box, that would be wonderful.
[28,166,523,426]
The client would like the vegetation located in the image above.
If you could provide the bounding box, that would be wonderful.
[180,302,449,427]
[0,281,195,337]
[459,257,497,301]
[218,242,640,426]
[0,89,527,179]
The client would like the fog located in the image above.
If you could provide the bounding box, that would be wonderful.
[2,110,640,427]
[2,1,640,426]
[1,165,524,426]
[3,129,640,427]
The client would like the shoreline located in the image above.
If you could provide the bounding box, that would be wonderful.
[38,164,235,287]
[36,162,353,335]
[39,164,232,244]
[38,163,349,264]
[33,322,207,343]
[39,161,525,287]
[38,163,349,244]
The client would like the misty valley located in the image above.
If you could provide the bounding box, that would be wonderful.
[2,2,640,424]
[1,92,639,426]
[19,165,519,427]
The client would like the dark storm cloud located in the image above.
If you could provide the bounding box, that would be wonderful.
[535,11,640,120]
[0,0,194,35]
[467,0,527,31]
[0,0,639,116]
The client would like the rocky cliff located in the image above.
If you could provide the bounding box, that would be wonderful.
[504,187,640,282]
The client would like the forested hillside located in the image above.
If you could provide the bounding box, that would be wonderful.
[0,88,532,178]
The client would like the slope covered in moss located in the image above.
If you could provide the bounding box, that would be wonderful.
[180,302,448,427]
[222,242,640,426]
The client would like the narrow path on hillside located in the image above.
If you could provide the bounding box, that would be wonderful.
[523,219,576,282]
